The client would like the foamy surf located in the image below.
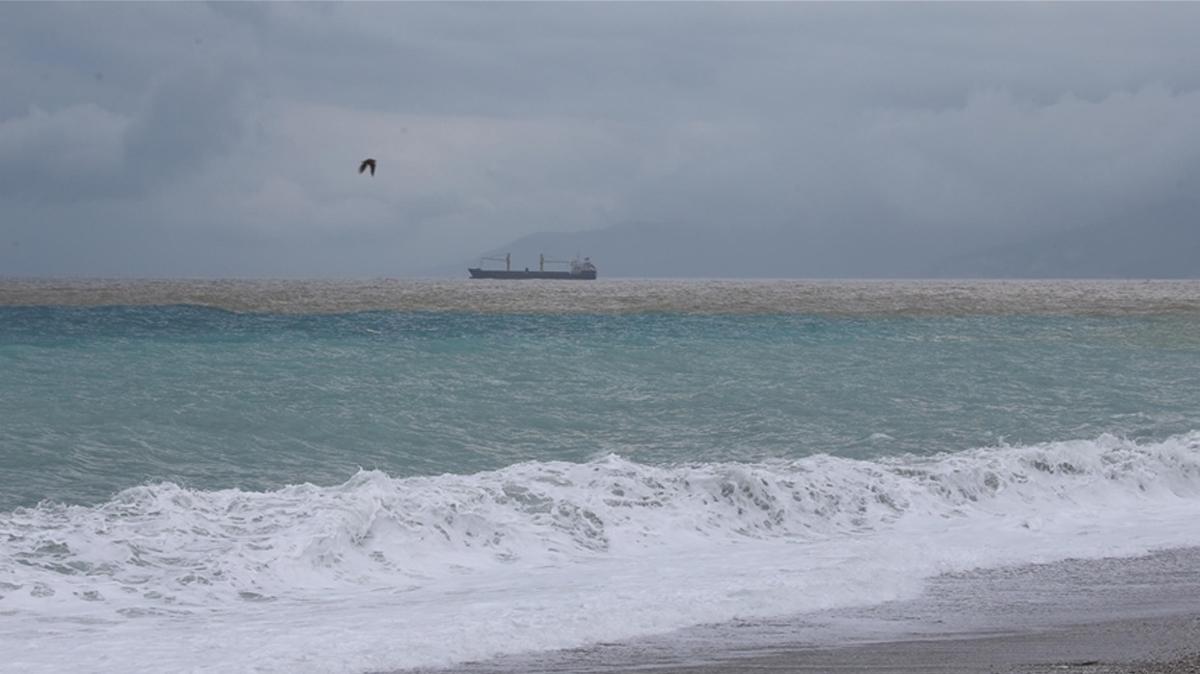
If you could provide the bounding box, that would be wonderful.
[3,431,1200,673]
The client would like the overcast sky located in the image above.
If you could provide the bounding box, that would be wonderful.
[2,2,1199,278]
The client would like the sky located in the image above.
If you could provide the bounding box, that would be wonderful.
[1,2,1199,278]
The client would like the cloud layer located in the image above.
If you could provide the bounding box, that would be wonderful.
[2,3,1198,277]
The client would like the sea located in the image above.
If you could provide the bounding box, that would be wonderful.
[1,278,1199,674]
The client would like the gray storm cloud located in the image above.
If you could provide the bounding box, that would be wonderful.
[0,66,246,204]
[1,2,1198,278]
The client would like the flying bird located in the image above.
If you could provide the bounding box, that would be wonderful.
[359,158,376,176]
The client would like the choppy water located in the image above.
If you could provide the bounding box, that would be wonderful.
[4,278,1200,314]
[1,279,1199,673]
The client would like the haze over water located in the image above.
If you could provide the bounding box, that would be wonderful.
[2,279,1199,673]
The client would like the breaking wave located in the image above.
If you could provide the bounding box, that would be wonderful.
[3,431,1200,672]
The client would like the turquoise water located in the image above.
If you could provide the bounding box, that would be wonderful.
[2,280,1200,673]
[3,306,1197,511]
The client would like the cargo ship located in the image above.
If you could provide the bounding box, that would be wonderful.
[468,254,597,280]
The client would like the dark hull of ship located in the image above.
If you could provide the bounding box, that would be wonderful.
[468,268,597,280]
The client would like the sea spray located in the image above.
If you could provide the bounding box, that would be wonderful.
[4,433,1200,672]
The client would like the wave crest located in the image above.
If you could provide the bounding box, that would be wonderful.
[3,432,1200,613]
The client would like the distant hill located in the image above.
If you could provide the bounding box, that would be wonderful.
[929,200,1200,279]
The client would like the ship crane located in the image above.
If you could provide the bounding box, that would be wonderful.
[538,254,574,272]
[478,253,511,271]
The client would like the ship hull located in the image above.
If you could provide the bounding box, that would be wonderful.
[468,268,597,280]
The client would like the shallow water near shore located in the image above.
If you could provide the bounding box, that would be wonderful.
[2,280,1199,673]
[420,546,1200,673]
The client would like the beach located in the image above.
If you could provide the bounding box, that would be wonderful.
[645,615,1200,674]
[419,547,1200,674]
[650,615,1200,674]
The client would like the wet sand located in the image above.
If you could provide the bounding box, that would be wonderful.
[652,613,1200,673]
[410,548,1200,674]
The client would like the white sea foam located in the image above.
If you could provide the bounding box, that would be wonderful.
[3,431,1200,672]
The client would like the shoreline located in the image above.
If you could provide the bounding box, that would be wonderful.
[407,547,1200,674]
[649,613,1200,673]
